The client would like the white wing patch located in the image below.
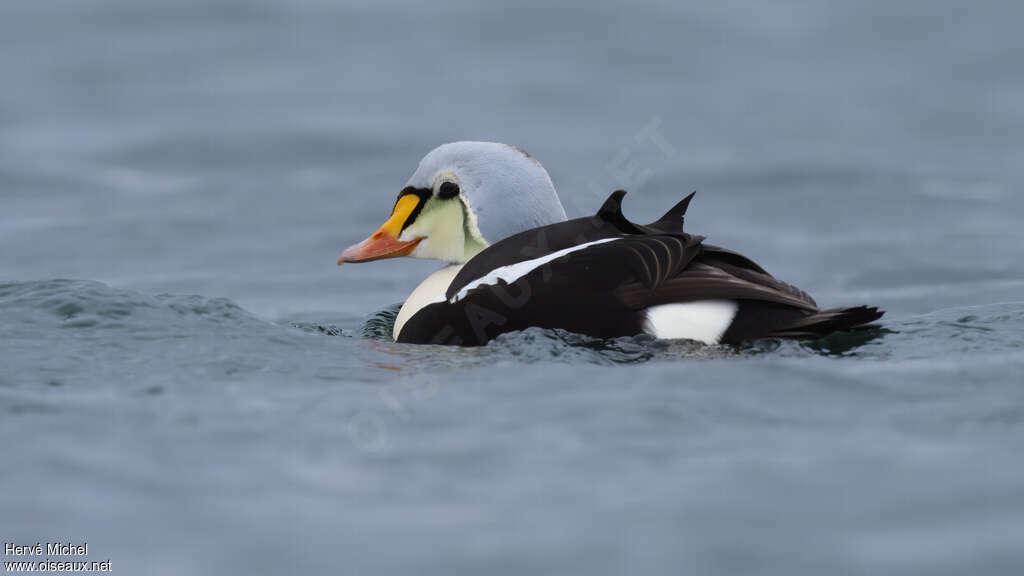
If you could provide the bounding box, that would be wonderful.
[450,237,619,302]
[642,300,738,344]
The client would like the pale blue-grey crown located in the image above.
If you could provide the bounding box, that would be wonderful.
[405,141,568,244]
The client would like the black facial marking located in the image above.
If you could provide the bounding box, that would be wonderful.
[438,181,460,199]
[395,186,432,232]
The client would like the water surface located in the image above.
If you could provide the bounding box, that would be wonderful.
[2,0,1024,574]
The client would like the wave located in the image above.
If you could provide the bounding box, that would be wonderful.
[5,279,1022,369]
[0,279,271,336]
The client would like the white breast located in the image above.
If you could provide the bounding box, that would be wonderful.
[642,300,738,345]
[393,265,463,341]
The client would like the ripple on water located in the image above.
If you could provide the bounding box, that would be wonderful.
[344,308,878,366]
[342,301,1024,366]
[5,280,1024,372]
[0,279,273,339]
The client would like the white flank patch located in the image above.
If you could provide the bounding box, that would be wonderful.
[642,300,738,345]
[394,265,463,341]
[450,237,619,302]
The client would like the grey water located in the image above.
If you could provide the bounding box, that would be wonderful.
[2,0,1024,573]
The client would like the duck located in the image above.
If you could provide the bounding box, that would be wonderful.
[338,141,883,346]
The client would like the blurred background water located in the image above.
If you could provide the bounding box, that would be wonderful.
[2,0,1023,574]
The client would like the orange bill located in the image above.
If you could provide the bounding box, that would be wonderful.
[337,194,424,265]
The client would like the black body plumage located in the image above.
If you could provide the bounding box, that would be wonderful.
[397,191,883,346]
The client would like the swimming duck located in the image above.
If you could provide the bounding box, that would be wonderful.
[338,141,883,346]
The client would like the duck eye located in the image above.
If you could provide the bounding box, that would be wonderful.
[438,181,460,199]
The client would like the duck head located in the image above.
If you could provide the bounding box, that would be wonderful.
[338,141,568,266]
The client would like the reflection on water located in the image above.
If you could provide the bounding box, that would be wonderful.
[798,326,890,357]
